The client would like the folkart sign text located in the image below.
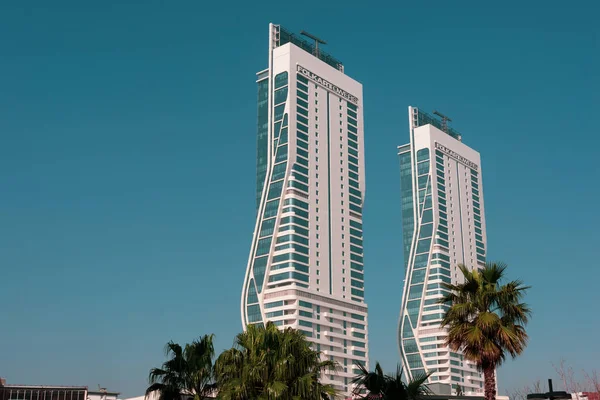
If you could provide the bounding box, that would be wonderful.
[296,65,359,105]
[435,142,478,170]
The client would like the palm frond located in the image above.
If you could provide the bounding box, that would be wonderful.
[406,371,432,400]
[146,334,216,400]
[352,362,430,400]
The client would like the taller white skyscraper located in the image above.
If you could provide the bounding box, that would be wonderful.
[241,24,368,398]
[398,107,487,395]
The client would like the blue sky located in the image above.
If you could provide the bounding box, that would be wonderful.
[0,0,598,396]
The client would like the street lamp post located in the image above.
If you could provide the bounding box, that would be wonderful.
[527,379,572,400]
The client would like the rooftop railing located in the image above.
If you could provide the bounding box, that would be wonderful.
[414,108,462,141]
[274,25,344,72]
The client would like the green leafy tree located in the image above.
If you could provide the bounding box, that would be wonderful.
[440,262,531,400]
[351,361,430,400]
[215,322,337,400]
[146,334,216,400]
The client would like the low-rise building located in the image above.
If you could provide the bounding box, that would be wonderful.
[572,392,600,400]
[0,379,87,400]
[87,389,120,400]
[0,379,119,400]
[122,390,216,400]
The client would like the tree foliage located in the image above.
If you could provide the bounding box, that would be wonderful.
[440,262,531,400]
[146,334,216,400]
[351,361,430,400]
[215,322,337,400]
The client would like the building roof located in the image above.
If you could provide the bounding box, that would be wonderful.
[88,391,121,396]
[0,384,87,390]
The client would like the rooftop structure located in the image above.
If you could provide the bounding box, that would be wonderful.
[273,25,344,72]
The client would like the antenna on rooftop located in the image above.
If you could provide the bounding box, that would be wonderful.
[300,30,327,58]
[433,110,452,133]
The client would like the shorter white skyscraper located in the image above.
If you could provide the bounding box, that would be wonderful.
[398,106,487,395]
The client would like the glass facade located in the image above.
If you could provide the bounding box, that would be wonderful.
[256,78,269,212]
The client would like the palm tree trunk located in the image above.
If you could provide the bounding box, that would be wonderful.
[484,366,496,400]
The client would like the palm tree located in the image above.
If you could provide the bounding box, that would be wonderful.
[440,262,531,400]
[146,334,216,400]
[215,322,337,400]
[351,361,430,400]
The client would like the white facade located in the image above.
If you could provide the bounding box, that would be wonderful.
[572,393,599,400]
[398,106,487,395]
[122,392,216,400]
[88,390,120,400]
[241,24,368,398]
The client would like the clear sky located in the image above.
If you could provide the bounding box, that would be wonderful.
[0,0,598,396]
